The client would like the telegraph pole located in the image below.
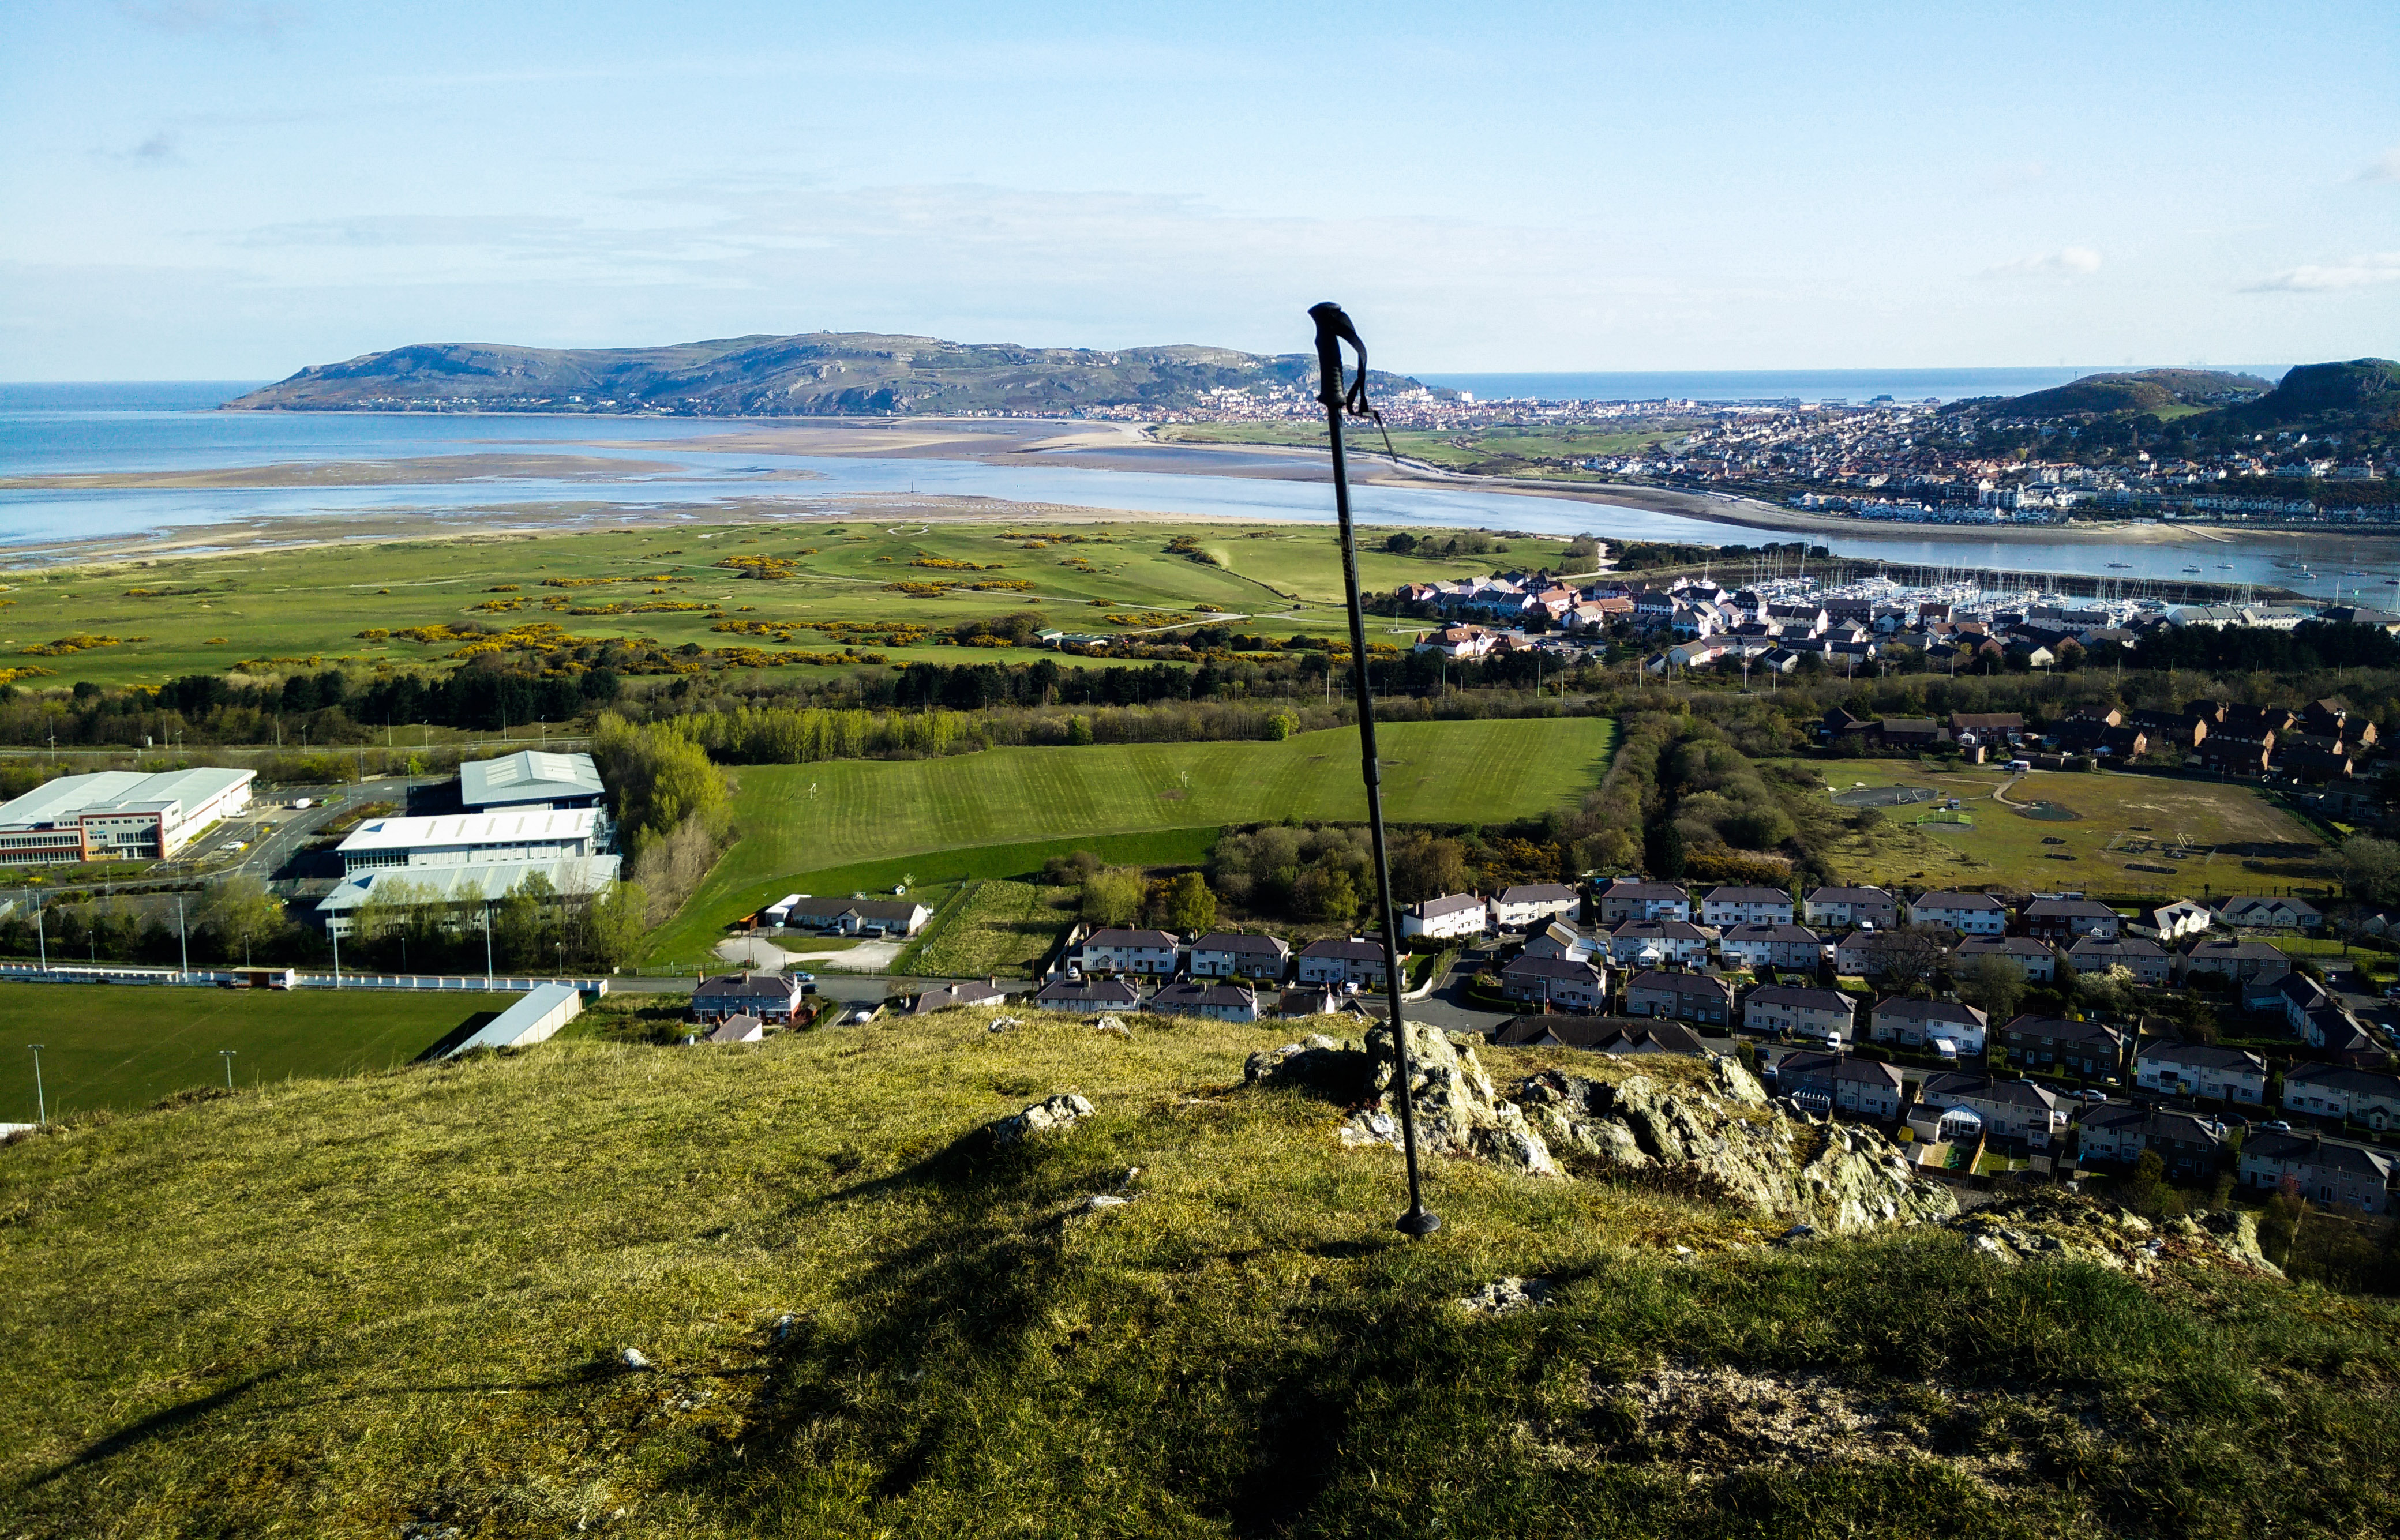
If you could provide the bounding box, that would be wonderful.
[27,1045,45,1125]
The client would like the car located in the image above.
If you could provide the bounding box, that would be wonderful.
[218,841,245,853]
[2076,1088,2109,1103]
[2259,1120,2293,1133]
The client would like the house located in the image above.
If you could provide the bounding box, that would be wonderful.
[2134,1041,2267,1104]
[1494,1016,1710,1056]
[2277,970,2338,1035]
[1949,711,2024,742]
[1773,1051,1906,1119]
[704,1013,766,1045]
[1417,625,1497,659]
[2021,898,2122,942]
[1918,1073,2069,1150]
[1277,986,1347,1019]
[1401,893,1489,942]
[1953,934,2058,982]
[1803,885,1900,929]
[2128,710,2208,749]
[2238,1131,2398,1214]
[784,896,933,937]
[1491,883,1581,930]
[2074,1105,2225,1180]
[1874,717,1942,749]
[1998,1016,2128,1079]
[2176,936,2290,983]
[1295,938,1387,987]
[1742,985,1857,1041]
[1148,980,1263,1023]
[2150,899,2215,941]
[1717,922,1826,971]
[1836,928,1952,979]
[1498,954,1607,1011]
[690,972,808,1025]
[1521,920,1599,964]
[2281,1063,2400,1130]
[1604,918,1715,968]
[1189,932,1291,980]
[2215,895,2324,933]
[1033,975,1143,1014]
[1622,969,1737,1027]
[1908,890,2008,935]
[1700,885,1795,927]
[1869,997,1989,1054]
[1595,878,1692,923]
[2064,936,2171,986]
[2196,733,2274,777]
[1075,927,1182,976]
[912,979,1009,1015]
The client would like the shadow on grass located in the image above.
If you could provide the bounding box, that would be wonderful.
[17,1369,284,1490]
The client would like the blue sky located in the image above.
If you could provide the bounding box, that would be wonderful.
[2,0,2394,377]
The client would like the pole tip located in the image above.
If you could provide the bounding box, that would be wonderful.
[1396,1207,1443,1238]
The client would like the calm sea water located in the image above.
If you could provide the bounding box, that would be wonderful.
[1417,366,2292,404]
[0,382,2382,596]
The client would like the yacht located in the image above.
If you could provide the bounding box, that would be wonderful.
[2106,561,2130,569]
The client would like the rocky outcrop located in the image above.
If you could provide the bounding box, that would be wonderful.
[991,1093,1094,1147]
[1941,1190,2282,1279]
[1244,1028,1953,1234]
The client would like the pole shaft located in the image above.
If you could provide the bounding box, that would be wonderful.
[1323,401,1437,1233]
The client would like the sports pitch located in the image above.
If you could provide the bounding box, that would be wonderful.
[0,983,522,1122]
[646,716,1617,964]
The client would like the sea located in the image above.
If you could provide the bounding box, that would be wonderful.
[0,380,2382,599]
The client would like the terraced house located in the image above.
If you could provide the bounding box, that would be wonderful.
[1908,890,2008,936]
[1701,885,1795,927]
[1773,1052,1905,1119]
[1716,922,1824,971]
[1593,878,1692,923]
[1605,918,1715,968]
[2064,936,2170,986]
[1741,985,1856,1042]
[1490,883,1580,930]
[2020,897,2122,942]
[1075,927,1181,976]
[1868,997,1989,1054]
[1802,885,1899,929]
[1498,953,1607,1012]
[2239,1131,2397,1214]
[2176,936,2290,982]
[2134,1041,2267,1105]
[1188,931,1291,980]
[2281,1063,2400,1130]
[1999,1016,2128,1079]
[1917,1074,2070,1151]
[1400,892,1489,941]
[1952,934,2058,982]
[1294,938,1387,988]
[2075,1105,2226,1180]
[1622,969,1736,1027]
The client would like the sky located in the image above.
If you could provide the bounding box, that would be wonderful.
[1,1,2394,379]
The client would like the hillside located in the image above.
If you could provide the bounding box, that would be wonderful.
[224,331,1435,417]
[5,1007,2396,1537]
[1993,368,2272,419]
[2229,357,2400,427]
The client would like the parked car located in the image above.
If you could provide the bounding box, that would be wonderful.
[2259,1120,2293,1133]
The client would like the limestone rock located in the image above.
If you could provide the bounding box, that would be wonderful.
[991,1093,1094,1146]
[1942,1190,2282,1278]
[1459,1276,1554,1314]
[1354,1021,1565,1178]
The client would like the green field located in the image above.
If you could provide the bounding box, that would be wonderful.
[1803,759,2332,897]
[892,880,1075,979]
[0,982,519,1121]
[0,516,1583,690]
[1158,420,1693,479]
[650,718,1617,963]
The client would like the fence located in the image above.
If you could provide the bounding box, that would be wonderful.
[0,962,609,996]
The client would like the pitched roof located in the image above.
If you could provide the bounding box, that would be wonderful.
[1704,886,1792,904]
[1497,883,1579,903]
[1873,997,1988,1028]
[1192,931,1288,955]
[1914,890,2008,911]
[1082,927,1178,948]
[1922,1072,2061,1112]
[2135,1040,2264,1072]
[1299,938,1386,961]
[1745,985,1854,1012]
[1411,893,1486,919]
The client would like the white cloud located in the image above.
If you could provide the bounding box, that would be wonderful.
[1979,246,2101,279]
[2241,253,2400,293]
[2357,148,2400,183]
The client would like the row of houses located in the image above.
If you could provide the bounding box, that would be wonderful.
[1596,876,2318,940]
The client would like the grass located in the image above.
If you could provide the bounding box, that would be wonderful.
[0,981,521,1120]
[1801,759,2332,898]
[0,517,1587,690]
[1157,420,1693,481]
[3,1005,2397,1536]
[651,718,1617,963]
[893,880,1074,980]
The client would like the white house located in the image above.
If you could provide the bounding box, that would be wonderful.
[1700,885,1795,927]
[1595,878,1691,923]
[1717,922,1825,971]
[1490,884,1580,930]
[1605,918,1714,968]
[1295,938,1387,987]
[1147,981,1263,1023]
[2134,1041,2266,1105]
[1803,885,1900,929]
[1908,891,2008,935]
[1401,893,1489,942]
[1952,935,2058,982]
[2282,1063,2400,1130]
[2150,899,2215,941]
[1742,985,1856,1041]
[1189,932,1291,980]
[1868,997,1989,1054]
[1918,1073,2069,1150]
[1076,928,1182,976]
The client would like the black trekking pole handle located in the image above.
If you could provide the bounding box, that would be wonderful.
[1309,301,1374,418]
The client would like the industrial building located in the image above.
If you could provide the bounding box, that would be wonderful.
[457,749,606,813]
[0,767,254,865]
[316,807,618,937]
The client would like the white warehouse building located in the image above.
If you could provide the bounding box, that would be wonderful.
[317,808,618,937]
[0,767,254,865]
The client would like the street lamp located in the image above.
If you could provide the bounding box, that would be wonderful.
[27,1045,45,1125]
[219,1049,235,1091]
[175,895,189,980]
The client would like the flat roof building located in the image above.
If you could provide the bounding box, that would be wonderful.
[0,767,254,865]
[335,809,605,875]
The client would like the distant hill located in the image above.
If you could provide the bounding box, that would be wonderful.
[224,331,1436,416]
[2230,357,2400,426]
[1994,367,2273,418]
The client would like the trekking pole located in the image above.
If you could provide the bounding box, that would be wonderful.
[1309,301,1440,1238]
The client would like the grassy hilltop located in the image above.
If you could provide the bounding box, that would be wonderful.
[4,1009,2398,1538]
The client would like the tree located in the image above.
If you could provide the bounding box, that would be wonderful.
[1645,821,1686,881]
[1956,952,2025,1020]
[1081,866,1143,927]
[1382,532,1418,555]
[581,880,648,968]
[495,871,558,969]
[198,873,287,965]
[1389,833,1469,905]
[1293,865,1362,923]
[1164,872,1217,934]
[1870,926,1950,996]
[2335,835,2400,908]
